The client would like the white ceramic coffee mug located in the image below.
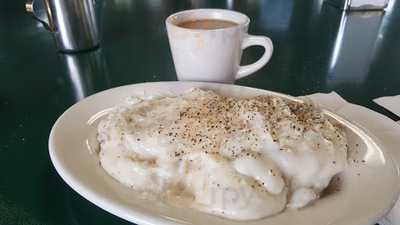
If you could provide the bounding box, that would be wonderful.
[166,9,273,83]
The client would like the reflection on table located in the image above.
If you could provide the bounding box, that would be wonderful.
[60,49,111,101]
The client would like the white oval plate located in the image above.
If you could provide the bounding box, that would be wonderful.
[49,82,400,225]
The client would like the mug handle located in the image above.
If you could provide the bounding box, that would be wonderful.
[235,35,273,80]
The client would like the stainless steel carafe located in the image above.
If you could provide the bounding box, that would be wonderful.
[26,0,100,53]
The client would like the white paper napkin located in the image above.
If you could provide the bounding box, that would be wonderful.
[304,92,400,225]
[373,95,400,125]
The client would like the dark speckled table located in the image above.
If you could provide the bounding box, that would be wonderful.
[0,0,399,224]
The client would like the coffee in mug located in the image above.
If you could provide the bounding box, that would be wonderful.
[177,19,238,30]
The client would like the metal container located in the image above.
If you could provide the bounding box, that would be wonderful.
[325,0,389,10]
[26,0,100,53]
